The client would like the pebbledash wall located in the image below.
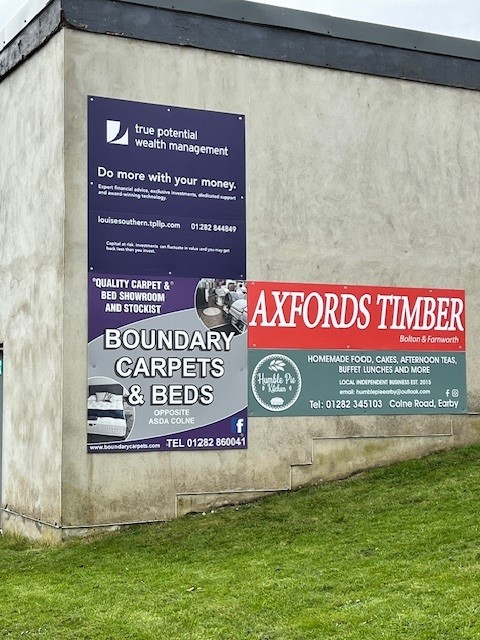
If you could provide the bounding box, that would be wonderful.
[2,0,480,540]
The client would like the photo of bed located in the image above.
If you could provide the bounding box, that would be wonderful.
[87,380,134,443]
[227,297,247,333]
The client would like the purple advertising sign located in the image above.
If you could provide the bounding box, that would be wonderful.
[88,96,245,279]
[87,97,247,453]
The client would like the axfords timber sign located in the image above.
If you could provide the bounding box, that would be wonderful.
[248,282,467,416]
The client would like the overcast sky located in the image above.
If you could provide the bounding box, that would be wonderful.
[251,0,480,40]
[2,0,480,42]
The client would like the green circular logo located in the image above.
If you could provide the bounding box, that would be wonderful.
[251,354,302,412]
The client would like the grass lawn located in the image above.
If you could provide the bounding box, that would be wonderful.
[1,445,480,639]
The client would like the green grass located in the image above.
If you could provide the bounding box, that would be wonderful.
[2,445,480,639]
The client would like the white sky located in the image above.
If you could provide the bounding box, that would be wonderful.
[251,0,480,40]
[2,0,480,42]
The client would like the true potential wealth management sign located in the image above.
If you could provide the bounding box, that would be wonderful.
[248,282,467,416]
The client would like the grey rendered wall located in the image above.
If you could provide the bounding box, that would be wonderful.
[63,28,480,530]
[0,32,65,538]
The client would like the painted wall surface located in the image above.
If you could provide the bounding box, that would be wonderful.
[0,32,64,535]
[57,28,480,531]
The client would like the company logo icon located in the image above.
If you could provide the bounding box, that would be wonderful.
[231,417,245,434]
[106,120,129,145]
[251,354,302,412]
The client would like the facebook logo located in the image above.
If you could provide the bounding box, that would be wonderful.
[231,417,245,434]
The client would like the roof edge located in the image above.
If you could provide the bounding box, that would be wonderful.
[2,0,480,89]
[125,0,480,62]
[0,0,62,81]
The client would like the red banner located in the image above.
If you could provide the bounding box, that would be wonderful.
[247,281,465,351]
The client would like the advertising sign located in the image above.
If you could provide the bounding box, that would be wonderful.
[88,96,245,279]
[248,282,467,416]
[87,97,247,453]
